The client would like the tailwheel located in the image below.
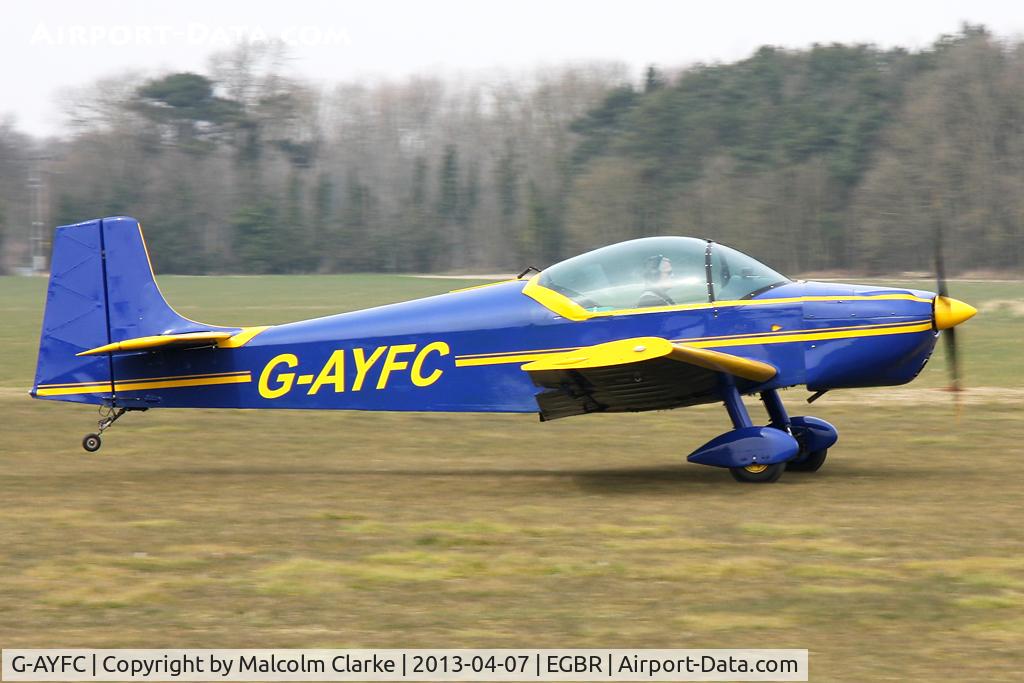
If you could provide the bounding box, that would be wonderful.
[730,462,785,483]
[81,406,129,452]
[787,449,828,472]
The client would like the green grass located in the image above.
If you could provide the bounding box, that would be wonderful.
[1,275,1023,681]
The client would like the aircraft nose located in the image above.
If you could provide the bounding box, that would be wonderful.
[933,296,978,330]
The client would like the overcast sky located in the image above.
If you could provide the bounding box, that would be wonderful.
[2,0,1021,137]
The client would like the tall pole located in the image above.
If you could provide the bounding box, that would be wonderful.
[28,156,48,273]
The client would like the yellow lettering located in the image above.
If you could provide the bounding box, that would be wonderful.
[376,344,417,389]
[411,341,449,387]
[259,353,298,399]
[308,349,346,395]
[352,346,386,391]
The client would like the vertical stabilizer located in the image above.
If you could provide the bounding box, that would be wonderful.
[32,216,223,403]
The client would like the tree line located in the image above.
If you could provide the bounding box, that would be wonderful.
[0,26,1021,276]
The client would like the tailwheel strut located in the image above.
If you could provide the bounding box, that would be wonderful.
[82,406,128,452]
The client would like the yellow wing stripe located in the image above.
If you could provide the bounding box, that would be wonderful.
[668,344,777,382]
[522,275,932,321]
[35,371,252,397]
[520,336,777,383]
[522,337,676,371]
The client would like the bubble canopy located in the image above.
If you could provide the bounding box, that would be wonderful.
[535,236,789,312]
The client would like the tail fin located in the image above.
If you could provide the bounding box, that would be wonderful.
[31,216,222,403]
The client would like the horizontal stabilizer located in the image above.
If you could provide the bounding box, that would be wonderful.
[77,332,232,356]
[77,327,268,356]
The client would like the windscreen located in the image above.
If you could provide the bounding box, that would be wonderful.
[709,243,790,300]
[537,236,711,311]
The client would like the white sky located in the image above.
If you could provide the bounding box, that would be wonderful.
[2,0,1021,137]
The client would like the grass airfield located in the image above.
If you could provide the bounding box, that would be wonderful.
[1,274,1022,681]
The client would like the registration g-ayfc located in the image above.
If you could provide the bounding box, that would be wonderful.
[31,216,975,482]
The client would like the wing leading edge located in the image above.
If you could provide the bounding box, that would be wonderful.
[522,337,777,421]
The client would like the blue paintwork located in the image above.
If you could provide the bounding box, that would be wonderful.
[32,219,111,393]
[789,416,840,454]
[760,388,791,428]
[32,217,235,396]
[720,375,754,429]
[687,426,800,468]
[688,381,802,469]
[32,218,941,438]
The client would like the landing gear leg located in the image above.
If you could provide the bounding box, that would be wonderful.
[723,378,785,483]
[760,389,837,472]
[82,406,127,452]
[760,388,791,432]
[686,378,799,481]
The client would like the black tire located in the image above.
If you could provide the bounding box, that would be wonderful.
[82,433,102,452]
[787,449,828,472]
[730,462,784,483]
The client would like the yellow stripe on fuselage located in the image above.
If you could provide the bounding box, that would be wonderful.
[37,370,250,389]
[456,353,568,367]
[454,319,928,362]
[35,371,251,397]
[218,326,270,348]
[672,319,929,345]
[453,320,934,367]
[681,321,933,349]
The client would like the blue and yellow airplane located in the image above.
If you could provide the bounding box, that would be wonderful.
[31,216,977,482]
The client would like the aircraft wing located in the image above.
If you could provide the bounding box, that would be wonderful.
[522,336,777,421]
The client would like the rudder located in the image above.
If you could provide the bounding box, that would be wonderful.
[31,216,218,403]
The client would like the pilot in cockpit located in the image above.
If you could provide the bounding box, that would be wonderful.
[637,254,676,307]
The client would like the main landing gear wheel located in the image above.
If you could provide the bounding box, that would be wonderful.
[82,433,102,452]
[730,462,785,483]
[787,449,828,472]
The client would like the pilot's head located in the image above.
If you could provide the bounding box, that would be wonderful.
[644,255,673,288]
